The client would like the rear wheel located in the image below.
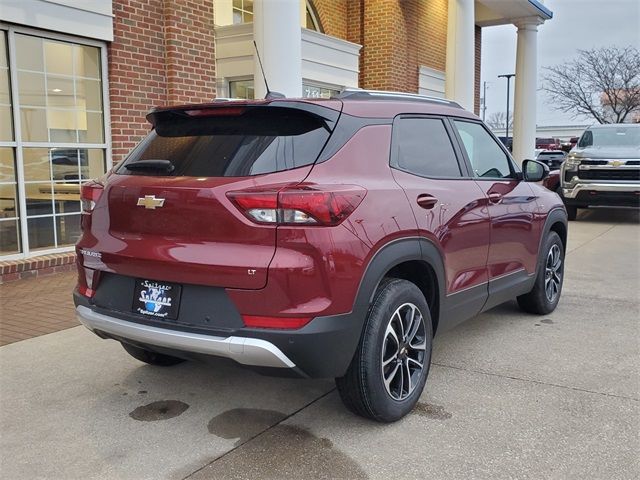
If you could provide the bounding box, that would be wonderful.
[517,231,564,314]
[121,343,185,366]
[336,278,433,422]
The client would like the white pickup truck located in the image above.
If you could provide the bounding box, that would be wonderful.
[561,124,640,220]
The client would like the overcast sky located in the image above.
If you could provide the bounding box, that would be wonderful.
[481,0,640,127]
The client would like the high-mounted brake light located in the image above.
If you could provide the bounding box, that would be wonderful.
[227,185,366,226]
[80,181,104,213]
[184,106,246,117]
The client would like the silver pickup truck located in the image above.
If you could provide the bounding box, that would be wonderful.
[561,124,640,220]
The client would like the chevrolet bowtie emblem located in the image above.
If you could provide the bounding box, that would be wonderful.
[611,160,622,167]
[137,195,165,209]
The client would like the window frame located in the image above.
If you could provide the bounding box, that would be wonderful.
[0,22,112,261]
[389,114,472,180]
[447,117,522,182]
[305,0,324,32]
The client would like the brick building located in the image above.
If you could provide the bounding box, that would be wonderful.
[0,0,552,270]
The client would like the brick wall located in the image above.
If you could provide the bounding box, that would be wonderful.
[417,0,448,73]
[312,0,484,113]
[163,0,216,104]
[312,0,348,39]
[0,253,76,284]
[313,0,448,93]
[108,0,216,164]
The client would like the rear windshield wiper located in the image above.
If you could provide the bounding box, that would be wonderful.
[125,159,175,173]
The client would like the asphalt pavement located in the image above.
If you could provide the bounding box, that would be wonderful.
[1,208,638,480]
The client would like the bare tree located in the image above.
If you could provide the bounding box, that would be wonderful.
[486,111,514,131]
[542,46,640,124]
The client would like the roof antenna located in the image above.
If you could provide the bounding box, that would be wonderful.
[253,41,285,100]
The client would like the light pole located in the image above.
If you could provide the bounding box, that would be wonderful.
[481,81,488,121]
[498,73,515,149]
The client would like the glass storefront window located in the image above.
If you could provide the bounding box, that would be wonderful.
[0,148,20,255]
[0,32,12,141]
[229,79,255,100]
[22,147,105,251]
[219,0,321,31]
[302,84,340,99]
[232,0,253,24]
[0,29,109,258]
[228,79,340,100]
[15,34,105,145]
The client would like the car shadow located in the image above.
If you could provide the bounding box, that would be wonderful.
[575,207,639,224]
[91,355,368,478]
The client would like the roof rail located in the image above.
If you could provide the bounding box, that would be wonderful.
[333,88,462,108]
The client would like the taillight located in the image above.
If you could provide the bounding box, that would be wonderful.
[76,264,101,298]
[81,181,104,213]
[242,315,312,329]
[227,185,366,226]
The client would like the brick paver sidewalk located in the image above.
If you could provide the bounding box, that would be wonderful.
[0,271,78,346]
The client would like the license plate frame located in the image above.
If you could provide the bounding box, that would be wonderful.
[132,279,182,320]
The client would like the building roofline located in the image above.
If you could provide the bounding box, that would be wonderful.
[528,0,553,20]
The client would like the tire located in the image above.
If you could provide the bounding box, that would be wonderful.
[517,231,564,315]
[556,187,577,221]
[121,342,185,366]
[336,278,433,422]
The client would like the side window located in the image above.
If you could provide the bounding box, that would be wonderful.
[453,121,514,179]
[391,117,462,178]
[578,130,592,147]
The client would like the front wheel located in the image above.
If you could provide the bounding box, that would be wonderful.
[517,231,565,315]
[336,278,433,422]
[556,187,578,221]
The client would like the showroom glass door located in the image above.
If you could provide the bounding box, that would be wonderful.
[0,26,110,260]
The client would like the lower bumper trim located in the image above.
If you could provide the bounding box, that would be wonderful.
[76,305,295,369]
[562,182,640,199]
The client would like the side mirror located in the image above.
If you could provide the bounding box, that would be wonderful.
[522,159,549,182]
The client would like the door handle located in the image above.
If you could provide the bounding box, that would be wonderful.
[488,192,503,204]
[417,194,438,210]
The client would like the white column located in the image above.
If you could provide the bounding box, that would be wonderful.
[445,0,475,111]
[512,18,542,163]
[254,0,302,99]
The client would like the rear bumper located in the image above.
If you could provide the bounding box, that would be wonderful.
[76,305,295,369]
[74,290,364,378]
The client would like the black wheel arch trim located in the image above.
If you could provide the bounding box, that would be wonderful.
[352,236,446,315]
[540,207,568,253]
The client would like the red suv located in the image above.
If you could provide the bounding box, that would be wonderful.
[536,137,560,150]
[74,91,567,422]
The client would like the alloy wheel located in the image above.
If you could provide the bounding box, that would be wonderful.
[545,244,562,302]
[381,302,427,401]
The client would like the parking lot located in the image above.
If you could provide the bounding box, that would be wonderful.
[1,208,638,480]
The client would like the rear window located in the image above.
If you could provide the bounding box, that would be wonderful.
[118,107,332,177]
